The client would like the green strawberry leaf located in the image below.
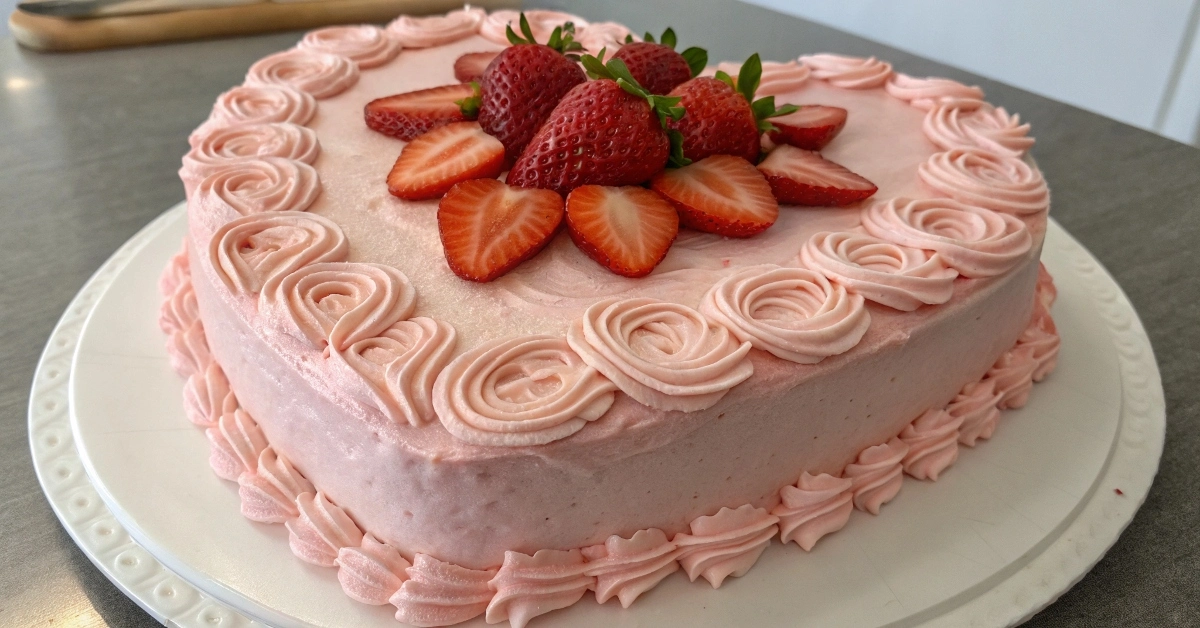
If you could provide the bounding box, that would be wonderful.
[661,27,677,50]
[751,96,799,133]
[519,13,536,43]
[581,53,689,133]
[736,53,762,103]
[667,129,691,167]
[505,24,527,46]
[681,47,708,77]
[714,70,735,90]
[624,33,635,44]
[455,81,482,118]
[643,31,656,44]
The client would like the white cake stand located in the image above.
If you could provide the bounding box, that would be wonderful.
[29,203,1165,628]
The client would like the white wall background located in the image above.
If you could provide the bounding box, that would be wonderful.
[744,0,1200,147]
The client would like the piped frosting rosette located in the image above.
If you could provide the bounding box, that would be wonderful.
[336,534,411,606]
[391,554,497,627]
[245,49,359,99]
[485,549,593,628]
[798,53,892,89]
[576,22,636,54]
[479,9,588,45]
[195,157,321,216]
[386,6,486,47]
[433,335,618,447]
[286,491,364,567]
[672,505,779,589]
[183,122,319,185]
[582,528,680,608]
[799,231,958,311]
[237,446,314,523]
[919,148,1050,216]
[699,265,870,364]
[924,103,1033,156]
[885,73,985,111]
[209,211,349,295]
[192,84,316,143]
[297,25,401,69]
[714,60,810,96]
[861,197,1032,278]
[898,408,964,481]
[567,298,754,412]
[772,472,854,551]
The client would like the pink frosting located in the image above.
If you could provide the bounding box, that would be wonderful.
[799,53,892,89]
[581,528,680,608]
[237,446,315,523]
[985,345,1039,409]
[898,409,964,481]
[182,362,237,428]
[193,84,317,143]
[159,240,190,297]
[205,408,268,482]
[297,25,401,69]
[700,264,870,364]
[1037,262,1057,309]
[337,534,412,605]
[715,60,810,96]
[485,549,593,628]
[918,148,1050,215]
[861,197,1032,278]
[772,472,854,551]
[924,104,1034,157]
[799,231,959,311]
[183,123,319,183]
[885,73,985,111]
[263,262,416,352]
[576,22,635,54]
[673,504,779,588]
[245,49,359,99]
[209,211,348,295]
[329,317,457,427]
[948,379,1003,447]
[194,157,321,216]
[285,491,364,567]
[386,7,486,48]
[844,437,909,514]
[166,319,210,378]
[159,277,199,335]
[567,298,754,412]
[1019,302,1060,381]
[479,9,588,46]
[432,335,616,447]
[391,553,496,627]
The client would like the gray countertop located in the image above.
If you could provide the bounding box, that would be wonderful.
[2,1,1198,626]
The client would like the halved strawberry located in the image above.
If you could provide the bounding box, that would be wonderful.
[387,122,505,201]
[650,155,778,237]
[565,185,680,277]
[766,105,848,150]
[438,178,564,282]
[756,145,877,206]
[454,51,500,83]
[365,83,476,141]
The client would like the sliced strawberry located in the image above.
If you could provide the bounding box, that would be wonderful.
[454,51,500,83]
[387,122,505,201]
[438,178,564,282]
[756,145,878,206]
[650,155,778,238]
[766,105,848,150]
[565,185,680,277]
[365,83,476,141]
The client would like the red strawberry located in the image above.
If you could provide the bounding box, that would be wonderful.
[611,28,707,95]
[650,155,778,237]
[667,77,759,163]
[565,185,680,277]
[454,51,500,83]
[756,145,878,206]
[438,178,564,282]
[386,122,505,201]
[477,16,587,162]
[766,105,848,150]
[365,83,476,141]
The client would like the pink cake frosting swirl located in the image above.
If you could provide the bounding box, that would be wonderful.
[985,344,1039,409]
[772,472,854,551]
[861,197,1032,278]
[297,25,401,69]
[386,6,486,48]
[263,262,416,352]
[286,491,365,567]
[329,317,457,427]
[699,264,871,364]
[245,49,359,99]
[205,408,268,482]
[485,549,593,628]
[843,437,910,514]
[798,53,892,89]
[182,362,237,428]
[898,409,964,481]
[183,122,319,182]
[433,335,617,447]
[336,534,412,606]
[924,104,1034,157]
[479,9,588,45]
[195,157,321,216]
[158,240,190,297]
[672,505,780,588]
[581,528,680,608]
[391,553,497,627]
[209,211,349,295]
[1037,262,1057,309]
[567,298,754,412]
[885,73,985,111]
[799,231,959,311]
[576,22,635,54]
[159,277,199,335]
[166,318,210,378]
[192,84,317,145]
[1019,302,1060,381]
[714,59,810,96]
[948,379,1004,446]
[918,148,1050,215]
[237,446,314,523]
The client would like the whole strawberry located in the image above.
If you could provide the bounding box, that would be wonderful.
[475,14,587,162]
[668,54,797,163]
[612,28,707,95]
[506,54,686,196]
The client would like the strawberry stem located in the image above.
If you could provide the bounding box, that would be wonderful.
[505,13,584,58]
[455,81,482,118]
[718,54,801,133]
[582,51,691,167]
